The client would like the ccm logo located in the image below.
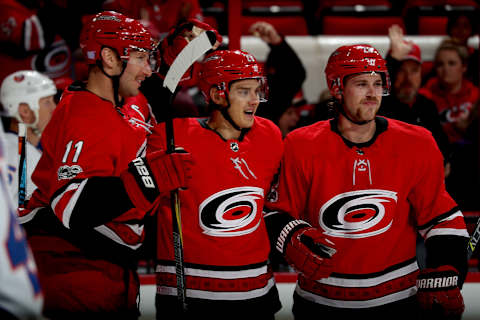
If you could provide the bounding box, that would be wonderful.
[132,158,155,188]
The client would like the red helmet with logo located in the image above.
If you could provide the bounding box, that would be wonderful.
[325,44,390,97]
[198,50,267,103]
[80,11,157,65]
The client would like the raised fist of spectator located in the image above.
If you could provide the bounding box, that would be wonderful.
[249,21,283,46]
[388,24,413,61]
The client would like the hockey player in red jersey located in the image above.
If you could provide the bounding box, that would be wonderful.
[148,49,326,319]
[265,44,470,319]
[20,11,194,319]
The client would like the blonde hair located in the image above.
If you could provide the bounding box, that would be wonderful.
[434,38,469,66]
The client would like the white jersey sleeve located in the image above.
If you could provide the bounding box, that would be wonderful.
[0,122,43,319]
[4,131,41,206]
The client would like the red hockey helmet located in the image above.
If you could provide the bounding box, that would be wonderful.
[198,50,267,103]
[325,44,390,97]
[80,11,157,65]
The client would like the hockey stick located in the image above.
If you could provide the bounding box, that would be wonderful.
[162,30,217,312]
[18,123,27,208]
[467,217,480,260]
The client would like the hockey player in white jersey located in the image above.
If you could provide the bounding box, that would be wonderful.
[0,70,57,206]
[0,120,43,319]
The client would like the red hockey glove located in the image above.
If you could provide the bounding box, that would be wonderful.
[277,220,336,280]
[120,149,194,212]
[416,265,465,319]
[157,18,222,85]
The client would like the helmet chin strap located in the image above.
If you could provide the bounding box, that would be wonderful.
[96,60,127,107]
[220,96,242,132]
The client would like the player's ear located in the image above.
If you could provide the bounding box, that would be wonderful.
[18,103,35,124]
[211,87,226,105]
[100,47,121,71]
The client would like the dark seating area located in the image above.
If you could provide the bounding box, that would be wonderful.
[199,0,480,36]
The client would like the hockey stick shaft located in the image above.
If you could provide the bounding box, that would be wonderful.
[467,216,480,260]
[165,93,187,312]
[162,30,217,312]
[18,123,27,208]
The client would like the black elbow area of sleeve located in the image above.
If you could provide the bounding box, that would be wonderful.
[264,209,296,250]
[425,235,469,287]
[69,177,135,230]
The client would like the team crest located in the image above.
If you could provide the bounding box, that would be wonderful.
[199,187,264,237]
[319,189,397,238]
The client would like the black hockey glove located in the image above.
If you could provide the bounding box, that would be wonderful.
[120,149,193,212]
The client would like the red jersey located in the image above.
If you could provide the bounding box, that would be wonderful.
[20,85,155,314]
[266,117,469,309]
[148,117,283,311]
[0,0,71,85]
[26,87,153,248]
[419,77,479,143]
[121,93,157,136]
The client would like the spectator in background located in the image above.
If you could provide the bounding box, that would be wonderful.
[250,21,306,124]
[0,0,94,91]
[0,70,57,207]
[379,25,451,172]
[445,101,480,211]
[420,39,480,211]
[419,39,478,146]
[277,102,300,138]
[422,12,479,86]
[310,89,337,123]
[447,12,479,86]
[276,90,316,138]
[102,0,204,39]
[0,119,43,320]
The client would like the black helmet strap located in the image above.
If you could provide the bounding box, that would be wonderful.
[96,54,127,108]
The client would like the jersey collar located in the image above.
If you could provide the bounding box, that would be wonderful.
[330,116,388,149]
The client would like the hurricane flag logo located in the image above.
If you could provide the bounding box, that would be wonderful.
[319,189,397,239]
[199,187,264,237]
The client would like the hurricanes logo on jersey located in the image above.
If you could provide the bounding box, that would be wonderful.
[199,187,264,237]
[319,189,397,238]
